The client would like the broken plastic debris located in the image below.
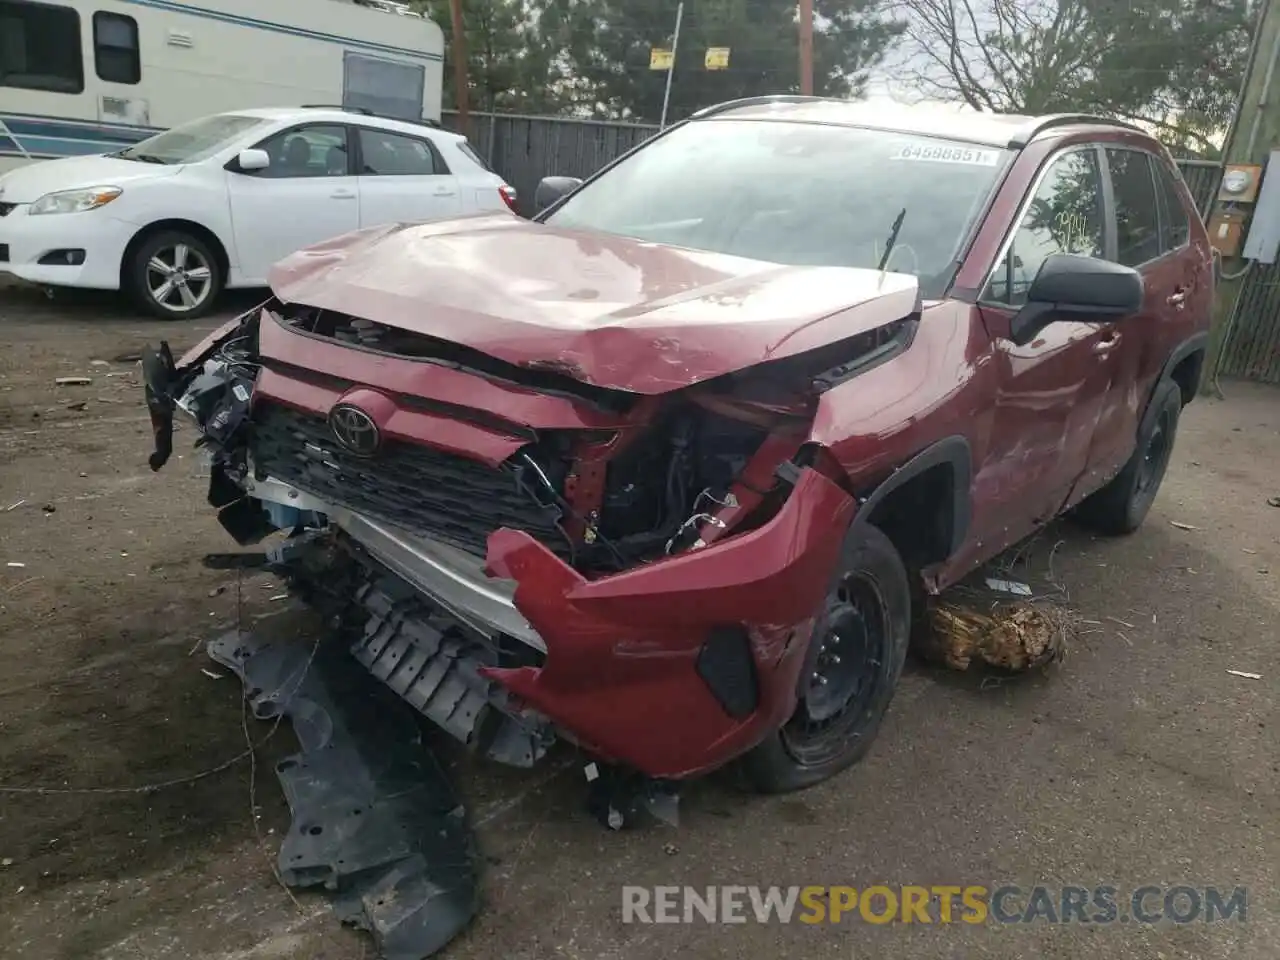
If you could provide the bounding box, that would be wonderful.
[54,377,92,386]
[5,500,27,512]
[1226,670,1262,680]
[1169,521,1197,531]
[6,562,25,569]
[200,668,224,680]
[983,577,1032,597]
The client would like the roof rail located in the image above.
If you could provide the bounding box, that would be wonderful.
[1008,113,1146,148]
[298,104,442,128]
[690,95,833,120]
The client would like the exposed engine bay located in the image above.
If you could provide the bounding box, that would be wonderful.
[151,301,913,578]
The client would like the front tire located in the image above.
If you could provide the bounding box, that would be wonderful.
[740,523,911,794]
[1072,379,1182,536]
[128,229,223,320]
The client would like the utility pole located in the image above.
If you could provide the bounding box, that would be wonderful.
[799,0,814,95]
[449,0,470,136]
[659,2,685,130]
[1203,0,1280,395]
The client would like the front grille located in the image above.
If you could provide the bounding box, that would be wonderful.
[0,202,15,217]
[249,401,569,559]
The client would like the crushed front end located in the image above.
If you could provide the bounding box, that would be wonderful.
[143,296,916,780]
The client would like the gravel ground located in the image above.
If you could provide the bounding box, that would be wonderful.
[1,285,1277,960]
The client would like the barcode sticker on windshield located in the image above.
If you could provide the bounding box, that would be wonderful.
[893,144,1000,165]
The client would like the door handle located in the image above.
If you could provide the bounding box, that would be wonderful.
[1167,289,1187,308]
[1093,332,1121,355]
[331,190,356,200]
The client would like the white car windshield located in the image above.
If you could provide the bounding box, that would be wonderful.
[116,114,269,165]
[544,118,1011,298]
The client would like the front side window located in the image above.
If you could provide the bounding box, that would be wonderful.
[1107,148,1162,267]
[357,128,443,176]
[0,0,83,94]
[986,149,1104,306]
[116,113,270,165]
[255,124,351,178]
[94,11,140,85]
[543,118,1010,299]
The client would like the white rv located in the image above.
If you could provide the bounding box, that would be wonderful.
[0,0,444,174]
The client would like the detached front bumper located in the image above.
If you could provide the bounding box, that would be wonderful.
[142,327,857,781]
[242,465,854,779]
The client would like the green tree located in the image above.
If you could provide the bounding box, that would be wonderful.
[549,0,904,123]
[416,0,565,114]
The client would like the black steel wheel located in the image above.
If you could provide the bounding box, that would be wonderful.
[740,523,910,794]
[1073,379,1183,536]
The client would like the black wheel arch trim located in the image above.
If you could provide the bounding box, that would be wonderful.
[850,435,973,558]
[1153,331,1208,411]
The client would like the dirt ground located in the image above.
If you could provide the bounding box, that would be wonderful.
[1,284,1277,960]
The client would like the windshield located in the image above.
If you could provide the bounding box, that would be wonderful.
[544,118,1010,298]
[116,114,269,165]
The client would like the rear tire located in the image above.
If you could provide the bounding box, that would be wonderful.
[128,229,223,321]
[739,523,911,794]
[1072,379,1182,536]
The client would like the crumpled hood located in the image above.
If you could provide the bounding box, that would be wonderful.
[268,213,920,394]
[0,155,180,203]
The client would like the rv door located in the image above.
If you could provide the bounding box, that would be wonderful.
[342,52,424,121]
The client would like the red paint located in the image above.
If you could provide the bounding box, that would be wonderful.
[266,215,921,394]
[480,468,852,777]
[222,114,1212,780]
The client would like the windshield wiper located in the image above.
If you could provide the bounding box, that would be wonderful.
[118,152,171,165]
[877,207,907,272]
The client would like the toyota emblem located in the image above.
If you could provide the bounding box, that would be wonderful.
[328,403,380,456]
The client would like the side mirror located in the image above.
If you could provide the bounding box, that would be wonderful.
[1010,253,1143,346]
[535,176,583,214]
[235,148,270,173]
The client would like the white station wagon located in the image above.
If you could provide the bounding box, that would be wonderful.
[0,106,518,319]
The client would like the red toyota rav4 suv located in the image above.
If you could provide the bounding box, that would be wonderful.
[144,97,1212,794]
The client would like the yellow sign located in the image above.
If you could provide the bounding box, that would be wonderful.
[705,47,731,70]
[650,48,673,70]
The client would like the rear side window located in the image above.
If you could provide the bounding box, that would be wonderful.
[459,141,493,172]
[357,128,446,176]
[1106,148,1161,267]
[94,11,139,84]
[0,0,83,94]
[1152,160,1191,253]
[986,148,1104,306]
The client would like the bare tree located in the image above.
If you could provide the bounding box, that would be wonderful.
[886,0,1250,156]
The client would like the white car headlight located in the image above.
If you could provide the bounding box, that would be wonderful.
[29,186,123,216]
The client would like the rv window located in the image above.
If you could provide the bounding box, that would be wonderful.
[0,0,84,95]
[357,128,445,176]
[94,11,140,85]
[342,53,424,122]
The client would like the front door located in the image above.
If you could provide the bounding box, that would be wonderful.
[225,123,360,284]
[970,145,1125,559]
[354,126,462,226]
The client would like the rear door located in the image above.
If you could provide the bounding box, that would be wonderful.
[225,123,359,283]
[354,125,462,226]
[973,145,1125,555]
[1078,147,1182,486]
